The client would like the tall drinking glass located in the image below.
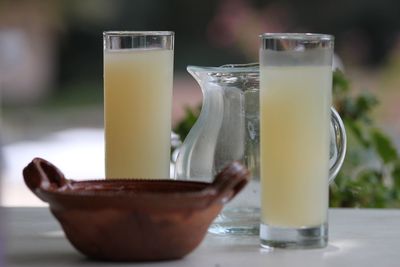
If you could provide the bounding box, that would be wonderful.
[103,31,174,179]
[259,33,334,248]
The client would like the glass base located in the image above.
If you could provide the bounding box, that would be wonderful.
[208,207,260,235]
[260,223,328,249]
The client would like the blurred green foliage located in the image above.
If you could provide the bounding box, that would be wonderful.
[330,70,400,208]
[174,70,400,208]
[174,107,200,142]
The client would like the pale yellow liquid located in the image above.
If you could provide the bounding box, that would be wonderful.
[260,66,331,228]
[104,49,173,179]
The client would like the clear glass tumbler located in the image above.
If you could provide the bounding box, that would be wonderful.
[103,31,174,179]
[259,33,335,248]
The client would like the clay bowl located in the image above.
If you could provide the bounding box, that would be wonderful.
[23,158,250,262]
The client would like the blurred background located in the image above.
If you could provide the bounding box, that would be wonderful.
[1,0,400,206]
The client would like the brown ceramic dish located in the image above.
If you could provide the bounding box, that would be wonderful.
[23,158,250,262]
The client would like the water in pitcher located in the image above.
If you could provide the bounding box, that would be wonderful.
[210,87,261,234]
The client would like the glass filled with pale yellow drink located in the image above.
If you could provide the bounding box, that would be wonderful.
[259,33,334,248]
[103,31,174,179]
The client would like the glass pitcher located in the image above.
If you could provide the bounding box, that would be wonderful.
[174,63,346,235]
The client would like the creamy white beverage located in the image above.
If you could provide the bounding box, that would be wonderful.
[260,65,331,227]
[104,48,173,179]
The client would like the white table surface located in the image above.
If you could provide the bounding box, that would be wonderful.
[4,208,400,267]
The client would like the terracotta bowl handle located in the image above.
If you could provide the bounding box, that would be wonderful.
[209,161,250,205]
[23,158,68,197]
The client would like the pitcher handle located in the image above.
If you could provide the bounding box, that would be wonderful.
[329,107,347,183]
